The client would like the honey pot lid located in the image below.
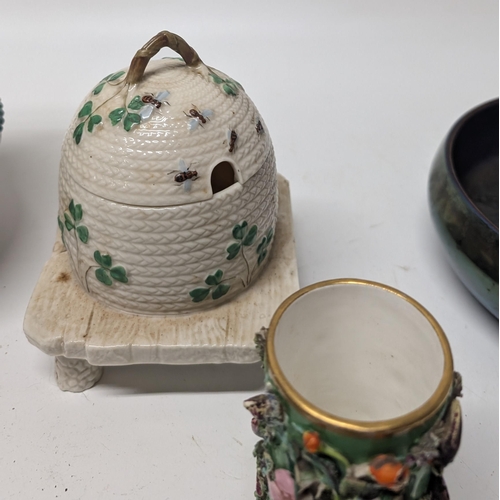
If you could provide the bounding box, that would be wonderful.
[60,31,273,207]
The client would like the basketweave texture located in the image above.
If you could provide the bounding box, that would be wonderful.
[58,57,278,315]
[55,356,103,392]
[59,153,277,314]
[59,59,271,206]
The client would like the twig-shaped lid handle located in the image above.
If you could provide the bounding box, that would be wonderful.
[125,31,203,84]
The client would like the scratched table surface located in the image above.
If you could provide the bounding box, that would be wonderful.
[0,1,498,499]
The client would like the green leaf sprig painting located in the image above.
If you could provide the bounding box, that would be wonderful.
[256,228,274,265]
[189,269,230,303]
[226,221,258,285]
[58,199,89,282]
[227,221,258,258]
[57,200,129,292]
[73,100,103,145]
[64,200,89,243]
[208,71,243,96]
[92,71,126,96]
[108,95,143,131]
[84,250,128,291]
[188,221,274,304]
[72,70,142,145]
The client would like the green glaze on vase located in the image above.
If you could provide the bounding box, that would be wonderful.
[429,99,499,317]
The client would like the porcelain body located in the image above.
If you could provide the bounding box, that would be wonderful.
[58,54,277,315]
[429,99,498,317]
[245,280,462,500]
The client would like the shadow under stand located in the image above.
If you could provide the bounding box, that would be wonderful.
[24,175,299,392]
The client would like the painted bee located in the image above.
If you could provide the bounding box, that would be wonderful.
[255,118,264,135]
[168,159,198,192]
[139,91,170,120]
[185,105,213,130]
[227,129,237,153]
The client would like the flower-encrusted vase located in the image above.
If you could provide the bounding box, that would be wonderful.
[245,280,462,500]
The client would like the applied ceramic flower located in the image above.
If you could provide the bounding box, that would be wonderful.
[245,281,462,500]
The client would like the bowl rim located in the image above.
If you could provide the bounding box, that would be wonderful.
[445,98,499,234]
[266,278,454,438]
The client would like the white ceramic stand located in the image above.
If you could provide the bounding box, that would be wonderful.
[24,175,298,392]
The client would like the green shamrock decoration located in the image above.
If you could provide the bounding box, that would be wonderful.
[73,100,102,144]
[73,71,129,145]
[188,221,272,305]
[209,72,243,96]
[93,250,128,286]
[126,95,144,110]
[189,269,230,303]
[226,221,258,260]
[60,199,89,244]
[108,95,142,131]
[92,71,126,96]
[256,228,274,265]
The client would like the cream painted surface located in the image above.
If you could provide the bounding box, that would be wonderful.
[59,57,277,314]
[24,176,298,366]
[60,59,272,206]
[59,152,277,314]
[274,283,445,421]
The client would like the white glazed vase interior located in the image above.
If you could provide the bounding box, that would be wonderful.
[273,283,445,422]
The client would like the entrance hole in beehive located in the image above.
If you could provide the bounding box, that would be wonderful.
[211,161,236,194]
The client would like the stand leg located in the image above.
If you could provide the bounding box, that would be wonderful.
[55,356,103,392]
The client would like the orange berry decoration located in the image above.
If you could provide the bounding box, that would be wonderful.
[369,454,409,488]
[302,430,321,453]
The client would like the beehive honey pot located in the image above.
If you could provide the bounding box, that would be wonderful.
[59,31,279,315]
[23,30,299,390]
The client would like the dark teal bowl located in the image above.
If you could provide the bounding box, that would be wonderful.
[429,99,499,317]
